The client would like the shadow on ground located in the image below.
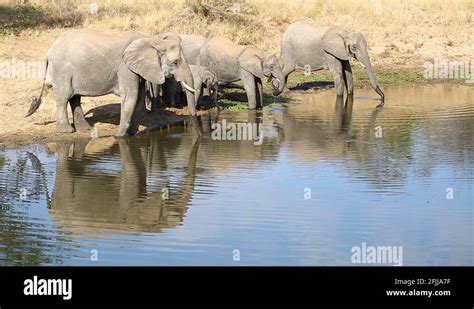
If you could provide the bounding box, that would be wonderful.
[85,103,189,130]
[288,81,334,91]
[214,83,289,110]
[85,104,122,126]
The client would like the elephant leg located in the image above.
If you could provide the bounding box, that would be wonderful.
[194,88,203,108]
[255,77,263,109]
[128,81,147,136]
[70,95,93,132]
[342,60,354,95]
[145,81,156,112]
[280,46,296,83]
[116,86,140,138]
[240,69,258,109]
[54,87,75,133]
[282,62,295,84]
[327,57,345,97]
[145,82,161,112]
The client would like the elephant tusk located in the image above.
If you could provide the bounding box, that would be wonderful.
[359,61,366,69]
[181,81,197,93]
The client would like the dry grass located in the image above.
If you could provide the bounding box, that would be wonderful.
[0,0,473,65]
[0,0,472,146]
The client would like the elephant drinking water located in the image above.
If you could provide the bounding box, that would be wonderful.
[198,36,285,109]
[273,21,385,105]
[163,64,219,108]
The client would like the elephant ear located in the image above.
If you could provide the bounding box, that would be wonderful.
[238,48,264,79]
[123,38,167,84]
[322,30,349,61]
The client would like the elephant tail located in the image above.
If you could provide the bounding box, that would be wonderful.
[26,59,48,117]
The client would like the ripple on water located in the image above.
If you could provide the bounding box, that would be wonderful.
[0,84,473,265]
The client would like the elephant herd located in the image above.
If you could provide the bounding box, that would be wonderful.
[26,20,385,138]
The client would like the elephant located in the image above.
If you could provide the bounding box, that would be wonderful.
[25,29,200,137]
[163,64,219,108]
[273,21,385,105]
[142,33,208,112]
[180,34,207,65]
[198,36,285,109]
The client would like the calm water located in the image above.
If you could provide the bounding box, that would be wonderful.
[0,84,473,266]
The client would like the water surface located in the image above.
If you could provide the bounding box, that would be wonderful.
[0,84,472,265]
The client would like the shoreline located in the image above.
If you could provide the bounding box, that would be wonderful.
[0,76,470,149]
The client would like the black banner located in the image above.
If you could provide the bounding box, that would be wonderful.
[0,267,472,306]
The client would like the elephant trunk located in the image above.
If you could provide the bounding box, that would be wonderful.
[360,56,385,104]
[175,53,202,135]
[271,70,285,96]
[181,75,197,115]
[183,75,203,136]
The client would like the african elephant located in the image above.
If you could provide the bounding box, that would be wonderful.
[180,34,207,65]
[26,29,200,137]
[198,36,285,109]
[163,64,219,107]
[142,33,207,112]
[273,21,385,105]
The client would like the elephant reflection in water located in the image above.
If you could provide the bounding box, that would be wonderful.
[273,95,356,154]
[331,95,354,134]
[274,95,414,186]
[49,135,201,235]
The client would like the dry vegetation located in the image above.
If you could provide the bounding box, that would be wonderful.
[0,0,473,67]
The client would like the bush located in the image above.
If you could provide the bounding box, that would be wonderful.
[0,3,83,35]
[185,0,255,21]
